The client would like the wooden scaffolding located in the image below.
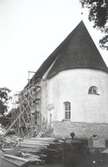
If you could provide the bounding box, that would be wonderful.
[5,79,41,137]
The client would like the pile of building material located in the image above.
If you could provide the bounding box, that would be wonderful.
[17,137,56,153]
[0,151,42,167]
[13,137,64,164]
[18,137,69,164]
[0,137,53,167]
[1,136,92,166]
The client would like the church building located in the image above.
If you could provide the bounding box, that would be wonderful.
[21,21,108,139]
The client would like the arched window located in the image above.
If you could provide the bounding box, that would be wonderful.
[88,86,99,95]
[64,101,71,119]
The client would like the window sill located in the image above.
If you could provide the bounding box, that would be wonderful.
[62,119,71,122]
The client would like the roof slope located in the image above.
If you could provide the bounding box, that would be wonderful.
[47,21,108,78]
[28,21,108,86]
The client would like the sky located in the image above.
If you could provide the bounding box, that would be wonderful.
[0,0,108,95]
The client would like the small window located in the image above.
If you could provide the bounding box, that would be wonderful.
[64,101,71,119]
[88,86,99,95]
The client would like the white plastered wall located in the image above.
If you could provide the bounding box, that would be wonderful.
[45,69,108,124]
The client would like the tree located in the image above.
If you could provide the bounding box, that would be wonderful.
[0,87,11,115]
[80,0,108,49]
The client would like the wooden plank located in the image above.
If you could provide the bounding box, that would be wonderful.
[20,141,52,145]
[19,143,51,148]
[4,154,29,162]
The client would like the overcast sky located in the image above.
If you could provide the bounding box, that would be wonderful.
[0,0,108,94]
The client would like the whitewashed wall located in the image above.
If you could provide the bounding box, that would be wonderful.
[44,69,108,124]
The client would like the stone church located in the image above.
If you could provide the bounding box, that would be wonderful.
[20,21,108,138]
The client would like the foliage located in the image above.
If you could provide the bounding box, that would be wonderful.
[0,87,11,115]
[80,0,108,49]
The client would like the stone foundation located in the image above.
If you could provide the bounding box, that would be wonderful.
[53,121,108,139]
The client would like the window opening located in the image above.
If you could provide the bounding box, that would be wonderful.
[64,101,71,119]
[88,86,99,95]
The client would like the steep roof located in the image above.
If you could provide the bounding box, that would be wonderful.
[27,21,108,86]
[47,21,108,78]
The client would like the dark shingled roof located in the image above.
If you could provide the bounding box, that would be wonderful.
[27,21,108,86]
[47,21,108,78]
